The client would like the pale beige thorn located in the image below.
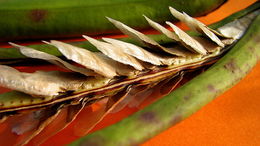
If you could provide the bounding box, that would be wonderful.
[48,40,117,78]
[169,7,186,22]
[143,15,179,41]
[216,10,258,39]
[103,37,163,66]
[170,7,230,42]
[0,65,92,96]
[166,21,207,55]
[107,17,186,57]
[182,12,225,47]
[95,53,138,77]
[0,65,61,96]
[83,35,144,71]
[42,40,50,45]
[193,37,222,53]
[106,17,159,47]
[169,7,225,47]
[10,42,97,76]
[0,65,110,97]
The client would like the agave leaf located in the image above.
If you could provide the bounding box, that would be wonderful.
[47,40,117,78]
[107,17,186,57]
[10,43,97,77]
[169,7,225,47]
[83,35,144,71]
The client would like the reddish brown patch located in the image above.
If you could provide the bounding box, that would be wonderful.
[126,139,139,146]
[171,113,182,125]
[29,9,48,22]
[224,58,241,74]
[183,92,193,100]
[248,47,256,54]
[248,47,259,60]
[139,111,158,123]
[254,34,260,43]
[207,84,218,93]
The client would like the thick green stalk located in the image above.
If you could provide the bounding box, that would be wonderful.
[0,0,225,41]
[0,2,259,60]
[69,12,260,146]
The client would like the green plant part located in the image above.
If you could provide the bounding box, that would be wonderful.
[0,2,259,60]
[69,11,260,146]
[0,0,226,41]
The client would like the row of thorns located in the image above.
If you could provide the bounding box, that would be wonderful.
[0,7,231,97]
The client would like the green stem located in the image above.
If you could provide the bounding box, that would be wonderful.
[0,0,225,41]
[0,2,258,60]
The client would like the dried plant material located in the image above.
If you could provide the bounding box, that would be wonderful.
[27,102,86,146]
[0,115,7,123]
[109,84,157,113]
[143,15,179,41]
[73,87,132,136]
[166,21,207,55]
[184,13,225,47]
[0,105,61,146]
[83,35,144,71]
[128,72,183,109]
[47,40,117,78]
[10,43,97,77]
[218,10,259,39]
[0,65,61,96]
[95,53,137,76]
[103,38,164,66]
[193,37,221,53]
[13,106,62,146]
[107,17,185,57]
[102,38,177,66]
[0,65,93,96]
[169,7,225,47]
